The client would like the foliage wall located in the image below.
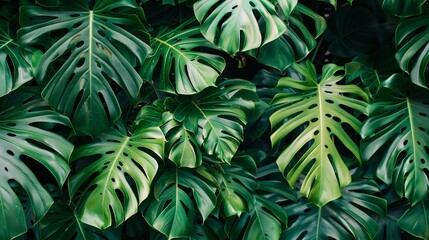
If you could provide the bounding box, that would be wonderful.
[1,0,429,239]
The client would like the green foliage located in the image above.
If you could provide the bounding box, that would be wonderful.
[1,0,429,239]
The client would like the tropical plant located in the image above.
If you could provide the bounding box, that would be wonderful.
[0,0,428,239]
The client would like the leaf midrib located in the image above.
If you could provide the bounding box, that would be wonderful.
[153,37,191,62]
[0,39,13,50]
[192,101,220,143]
[406,97,419,200]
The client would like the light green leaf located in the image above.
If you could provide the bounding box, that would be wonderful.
[0,90,73,240]
[18,0,151,135]
[361,74,429,205]
[395,10,429,88]
[69,121,165,230]
[398,199,429,239]
[379,0,426,17]
[172,80,256,163]
[248,3,326,72]
[283,179,386,239]
[270,61,368,206]
[142,166,217,239]
[141,19,225,94]
[194,0,286,54]
[0,19,39,97]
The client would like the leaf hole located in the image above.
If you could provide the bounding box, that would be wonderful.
[249,1,256,7]
[6,123,16,127]
[119,161,124,166]
[76,41,84,48]
[308,104,317,109]
[107,139,121,143]
[325,113,332,118]
[324,145,328,149]
[400,126,407,133]
[324,90,333,94]
[419,127,425,132]
[4,167,8,172]
[326,127,332,132]
[111,178,116,182]
[311,118,318,123]
[409,159,413,164]
[105,151,115,154]
[7,133,16,137]
[314,130,319,136]
[403,140,408,146]
[117,166,122,171]
[421,158,426,164]
[70,13,80,17]
[76,58,85,68]
[419,112,427,117]
[303,208,311,213]
[232,5,238,9]
[325,99,334,104]
[123,152,128,157]
[332,116,341,122]
[6,150,14,156]
[98,30,106,38]
[98,92,111,122]
[72,22,82,29]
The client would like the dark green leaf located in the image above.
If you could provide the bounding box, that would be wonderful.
[379,0,426,17]
[361,74,429,205]
[283,179,386,240]
[18,0,151,135]
[398,199,429,239]
[0,90,73,239]
[395,10,429,87]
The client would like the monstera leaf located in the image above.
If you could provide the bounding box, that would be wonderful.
[193,0,286,54]
[283,178,386,240]
[69,121,165,229]
[379,0,426,17]
[41,201,120,240]
[361,74,429,205]
[141,165,217,239]
[248,3,326,72]
[395,10,429,87]
[172,80,257,163]
[141,19,225,94]
[18,0,151,135]
[210,155,258,217]
[0,19,40,97]
[0,90,73,239]
[136,100,202,168]
[270,61,368,206]
[398,199,429,239]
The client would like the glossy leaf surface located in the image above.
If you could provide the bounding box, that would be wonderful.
[19,0,151,135]
[398,199,429,239]
[379,0,426,17]
[270,61,368,206]
[141,20,225,94]
[361,74,429,204]
[194,0,286,53]
[69,122,165,229]
[0,90,72,239]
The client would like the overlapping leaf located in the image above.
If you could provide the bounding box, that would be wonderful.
[0,19,40,97]
[395,10,429,87]
[142,166,217,239]
[194,0,286,54]
[283,179,386,240]
[398,199,429,239]
[361,74,429,204]
[18,0,151,135]
[141,19,225,94]
[0,90,73,240]
[172,80,257,163]
[69,121,165,229]
[270,61,368,206]
[248,3,326,72]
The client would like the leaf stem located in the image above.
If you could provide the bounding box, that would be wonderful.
[310,37,324,64]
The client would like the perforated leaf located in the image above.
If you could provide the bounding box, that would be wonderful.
[283,179,386,240]
[172,80,256,163]
[0,90,72,239]
[141,19,225,94]
[270,61,368,206]
[395,10,429,88]
[361,74,429,205]
[69,121,164,229]
[142,166,217,239]
[194,0,286,54]
[18,0,151,135]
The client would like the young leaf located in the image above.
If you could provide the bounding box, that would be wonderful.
[283,179,386,240]
[379,0,426,17]
[142,166,217,239]
[395,10,429,88]
[270,61,368,206]
[69,121,165,230]
[0,90,73,240]
[194,0,286,54]
[141,19,225,94]
[172,80,256,163]
[361,74,429,205]
[18,0,151,135]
